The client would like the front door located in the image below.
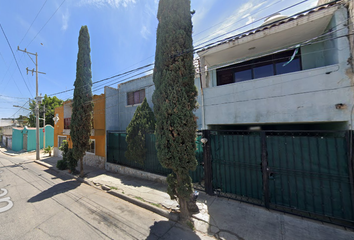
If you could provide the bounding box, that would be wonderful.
[23,134,27,151]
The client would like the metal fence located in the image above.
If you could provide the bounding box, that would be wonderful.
[206,130,354,228]
[107,129,354,227]
[107,131,204,182]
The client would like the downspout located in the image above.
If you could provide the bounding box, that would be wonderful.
[198,58,206,130]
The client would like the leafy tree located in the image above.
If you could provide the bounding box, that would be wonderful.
[125,98,156,165]
[70,26,93,177]
[152,0,198,221]
[16,115,29,126]
[29,95,63,127]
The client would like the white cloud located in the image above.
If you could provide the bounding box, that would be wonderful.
[78,0,136,8]
[246,16,255,25]
[61,9,70,31]
[242,13,251,19]
[140,25,150,40]
[194,0,270,46]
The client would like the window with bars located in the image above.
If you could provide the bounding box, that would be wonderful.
[58,136,67,148]
[86,139,95,154]
[64,118,71,129]
[216,49,302,86]
[127,89,145,105]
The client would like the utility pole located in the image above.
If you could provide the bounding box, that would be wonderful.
[18,47,46,160]
[43,105,45,149]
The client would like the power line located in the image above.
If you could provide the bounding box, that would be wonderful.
[48,63,153,97]
[19,0,49,46]
[26,0,66,48]
[0,94,29,100]
[0,23,32,97]
[192,0,340,54]
[48,0,342,99]
[11,99,30,118]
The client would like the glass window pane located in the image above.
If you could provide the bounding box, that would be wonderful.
[134,91,140,104]
[127,92,134,105]
[275,58,301,75]
[235,69,252,82]
[217,69,234,86]
[139,89,145,103]
[254,64,274,79]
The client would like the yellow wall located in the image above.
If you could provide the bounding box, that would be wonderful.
[91,94,105,157]
[54,103,73,149]
[54,94,105,157]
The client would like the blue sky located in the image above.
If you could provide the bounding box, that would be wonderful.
[0,0,318,118]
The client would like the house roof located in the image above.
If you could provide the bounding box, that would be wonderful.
[197,0,341,60]
[0,119,14,127]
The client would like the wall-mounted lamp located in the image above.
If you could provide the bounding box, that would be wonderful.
[201,138,208,147]
[53,114,60,125]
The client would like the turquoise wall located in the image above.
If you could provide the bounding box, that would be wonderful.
[44,125,54,148]
[12,128,23,152]
[11,125,54,152]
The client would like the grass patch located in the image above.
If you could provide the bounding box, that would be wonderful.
[149,202,162,208]
[109,186,118,190]
[134,196,162,208]
[135,196,144,201]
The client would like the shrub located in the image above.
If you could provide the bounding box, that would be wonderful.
[56,159,68,170]
[59,140,77,173]
[125,98,155,165]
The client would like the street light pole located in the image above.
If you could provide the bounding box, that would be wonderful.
[18,47,46,160]
[43,105,45,149]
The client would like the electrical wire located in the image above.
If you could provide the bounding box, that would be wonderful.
[0,24,32,97]
[26,0,66,48]
[18,0,49,46]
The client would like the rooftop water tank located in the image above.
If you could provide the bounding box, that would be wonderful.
[261,13,288,26]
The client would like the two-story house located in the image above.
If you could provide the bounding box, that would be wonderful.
[54,94,106,169]
[196,0,353,131]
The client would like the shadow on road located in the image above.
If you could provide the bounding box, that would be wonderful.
[146,220,201,240]
[27,180,81,203]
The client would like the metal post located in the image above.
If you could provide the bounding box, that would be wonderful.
[17,47,45,160]
[261,132,270,208]
[43,105,45,149]
[203,130,213,195]
[35,53,40,160]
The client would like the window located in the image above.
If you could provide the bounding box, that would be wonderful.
[127,89,145,105]
[86,139,95,154]
[64,118,71,129]
[58,136,67,148]
[216,49,302,86]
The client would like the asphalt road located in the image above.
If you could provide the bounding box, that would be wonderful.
[0,153,209,240]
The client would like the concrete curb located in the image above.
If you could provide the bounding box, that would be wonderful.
[0,148,36,157]
[32,160,179,222]
[34,160,54,169]
[107,189,179,222]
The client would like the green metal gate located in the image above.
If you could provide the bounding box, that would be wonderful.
[207,130,354,227]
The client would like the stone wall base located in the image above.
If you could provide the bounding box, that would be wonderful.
[83,154,105,169]
[105,162,167,184]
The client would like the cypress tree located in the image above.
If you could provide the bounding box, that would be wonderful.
[70,26,93,178]
[152,0,198,221]
[125,98,156,165]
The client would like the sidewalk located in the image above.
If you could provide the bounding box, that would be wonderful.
[1,146,354,240]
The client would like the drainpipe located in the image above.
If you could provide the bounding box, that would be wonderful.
[198,58,206,130]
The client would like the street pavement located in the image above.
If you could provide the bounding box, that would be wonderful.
[1,146,354,240]
[0,151,212,240]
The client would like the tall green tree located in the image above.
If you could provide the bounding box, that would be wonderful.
[29,95,63,127]
[152,0,198,221]
[125,98,156,165]
[70,26,93,177]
